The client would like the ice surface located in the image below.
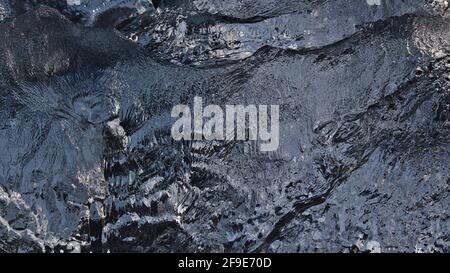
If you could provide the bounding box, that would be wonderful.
[0,0,449,253]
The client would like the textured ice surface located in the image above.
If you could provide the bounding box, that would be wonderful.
[0,1,449,253]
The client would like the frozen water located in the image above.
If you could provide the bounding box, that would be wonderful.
[0,0,449,253]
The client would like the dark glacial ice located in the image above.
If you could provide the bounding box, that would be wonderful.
[0,0,449,253]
